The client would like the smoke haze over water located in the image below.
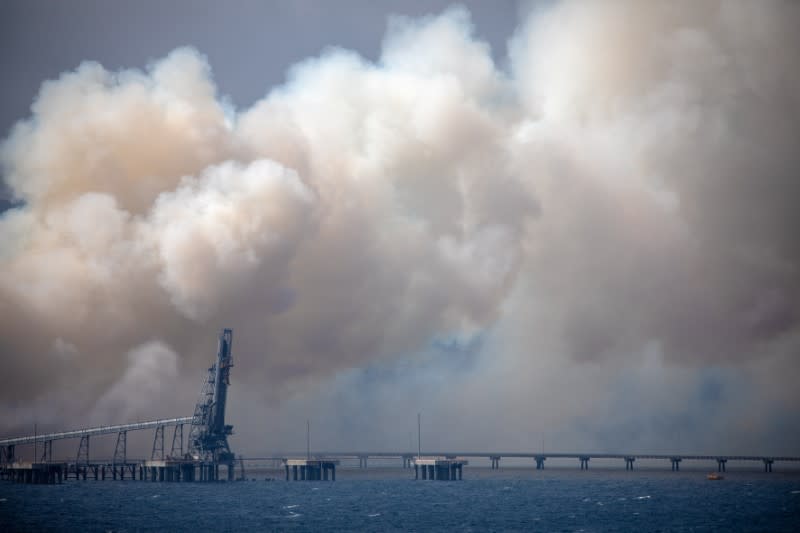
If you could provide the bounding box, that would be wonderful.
[1,1,799,456]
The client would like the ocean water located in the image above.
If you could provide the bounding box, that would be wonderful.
[2,467,799,532]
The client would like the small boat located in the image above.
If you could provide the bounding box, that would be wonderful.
[707,472,724,480]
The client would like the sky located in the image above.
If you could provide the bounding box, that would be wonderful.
[1,0,799,459]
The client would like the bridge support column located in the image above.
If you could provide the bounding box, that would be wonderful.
[670,458,682,471]
[580,457,590,470]
[535,456,546,470]
[625,457,635,471]
[490,456,501,470]
[717,459,727,472]
[763,459,773,473]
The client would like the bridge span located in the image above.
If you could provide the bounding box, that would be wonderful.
[245,451,800,472]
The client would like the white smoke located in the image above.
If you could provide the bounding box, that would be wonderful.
[1,2,799,453]
[90,341,179,424]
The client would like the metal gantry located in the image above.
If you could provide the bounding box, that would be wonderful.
[151,425,165,461]
[187,329,236,475]
[113,431,127,467]
[76,436,90,466]
[170,424,184,458]
[1,329,239,484]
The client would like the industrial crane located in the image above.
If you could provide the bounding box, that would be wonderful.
[187,328,236,477]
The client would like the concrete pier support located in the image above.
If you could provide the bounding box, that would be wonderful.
[764,459,773,472]
[140,459,217,482]
[625,457,635,470]
[284,459,339,481]
[670,458,682,471]
[535,456,546,470]
[579,457,590,470]
[490,456,501,470]
[358,456,368,468]
[3,463,66,484]
[412,458,467,481]
[717,459,727,472]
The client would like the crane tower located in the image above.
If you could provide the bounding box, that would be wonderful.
[188,328,235,477]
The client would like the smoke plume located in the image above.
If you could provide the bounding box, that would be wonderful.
[1,1,799,454]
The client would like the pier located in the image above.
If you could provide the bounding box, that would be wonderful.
[413,457,467,480]
[283,459,339,481]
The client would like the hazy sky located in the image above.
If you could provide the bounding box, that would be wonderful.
[1,0,799,459]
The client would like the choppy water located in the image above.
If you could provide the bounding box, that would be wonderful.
[2,467,799,532]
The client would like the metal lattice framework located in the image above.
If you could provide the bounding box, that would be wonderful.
[113,431,127,466]
[187,329,235,465]
[170,424,184,458]
[1,330,236,472]
[151,425,165,461]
